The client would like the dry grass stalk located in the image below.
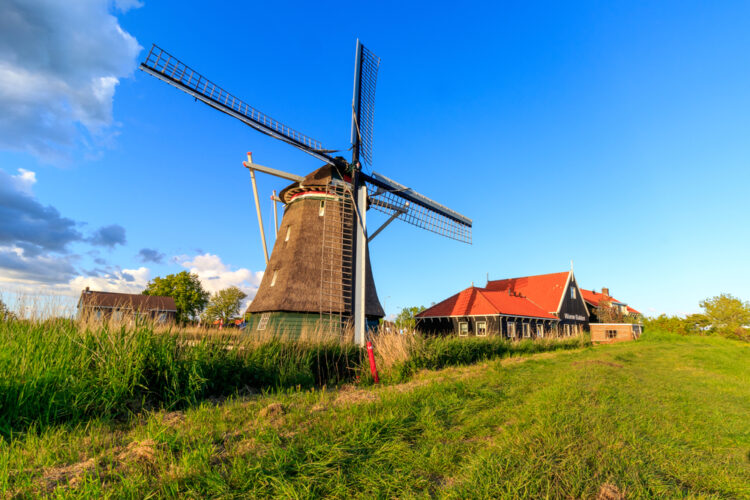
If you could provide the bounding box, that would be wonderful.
[369,328,420,370]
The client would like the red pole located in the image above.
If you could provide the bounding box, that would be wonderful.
[366,341,379,383]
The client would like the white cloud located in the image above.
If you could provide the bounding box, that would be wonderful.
[0,0,142,162]
[10,168,36,195]
[68,266,150,294]
[178,253,263,301]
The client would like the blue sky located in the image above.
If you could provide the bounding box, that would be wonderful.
[1,0,749,317]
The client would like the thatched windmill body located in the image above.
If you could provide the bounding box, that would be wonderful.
[140,41,472,344]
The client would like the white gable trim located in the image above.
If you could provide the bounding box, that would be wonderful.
[555,271,573,314]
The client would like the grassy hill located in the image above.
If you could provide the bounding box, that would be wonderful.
[3,330,749,498]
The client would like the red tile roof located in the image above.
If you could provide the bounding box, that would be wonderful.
[580,289,640,315]
[484,271,570,313]
[417,286,557,320]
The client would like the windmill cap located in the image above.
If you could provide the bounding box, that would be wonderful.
[278,163,346,203]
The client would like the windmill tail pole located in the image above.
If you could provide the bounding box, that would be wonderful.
[272,189,279,238]
[366,341,379,384]
[245,152,269,265]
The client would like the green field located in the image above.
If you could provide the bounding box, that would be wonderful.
[2,330,749,498]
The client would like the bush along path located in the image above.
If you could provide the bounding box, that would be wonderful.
[2,330,748,498]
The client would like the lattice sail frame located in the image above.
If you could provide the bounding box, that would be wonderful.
[141,45,327,154]
[352,44,381,166]
[367,183,472,244]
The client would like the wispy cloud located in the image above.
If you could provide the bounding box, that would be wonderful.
[89,224,127,248]
[137,248,166,264]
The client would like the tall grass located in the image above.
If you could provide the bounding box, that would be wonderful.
[0,316,589,437]
[0,318,361,438]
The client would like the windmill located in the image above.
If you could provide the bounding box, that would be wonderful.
[139,41,472,345]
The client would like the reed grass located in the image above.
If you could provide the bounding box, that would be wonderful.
[0,316,361,438]
[0,309,588,438]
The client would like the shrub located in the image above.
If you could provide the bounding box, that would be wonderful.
[380,333,589,382]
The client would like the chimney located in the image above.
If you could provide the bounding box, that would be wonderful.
[85,286,90,293]
[602,287,609,297]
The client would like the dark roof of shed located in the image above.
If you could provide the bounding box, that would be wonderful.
[78,290,177,312]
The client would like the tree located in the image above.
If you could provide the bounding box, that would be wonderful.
[699,293,750,341]
[142,271,209,324]
[595,300,643,324]
[0,299,15,321]
[595,300,625,323]
[394,305,426,331]
[202,286,248,324]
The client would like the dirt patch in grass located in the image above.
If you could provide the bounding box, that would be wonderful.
[597,482,625,499]
[572,360,624,369]
[40,438,160,492]
[389,378,430,393]
[161,411,185,427]
[42,457,98,491]
[258,402,285,424]
[334,385,379,406]
[116,439,159,470]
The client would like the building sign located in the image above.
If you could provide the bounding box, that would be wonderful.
[563,313,586,321]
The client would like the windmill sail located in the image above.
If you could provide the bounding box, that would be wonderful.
[140,45,334,164]
[350,41,381,166]
[363,172,472,244]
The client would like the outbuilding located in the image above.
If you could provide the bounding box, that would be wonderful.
[589,323,642,343]
[77,287,176,324]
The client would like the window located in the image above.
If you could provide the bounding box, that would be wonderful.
[508,322,516,338]
[522,323,531,338]
[606,329,617,339]
[285,226,291,242]
[536,324,544,338]
[113,310,123,322]
[319,201,325,216]
[571,287,577,300]
[458,321,469,337]
[476,321,487,337]
[257,313,270,331]
[270,270,278,287]
[564,324,571,336]
[95,310,102,320]
[157,313,167,324]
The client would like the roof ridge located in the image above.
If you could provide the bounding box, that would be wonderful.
[472,288,501,314]
[479,288,556,318]
[487,270,568,283]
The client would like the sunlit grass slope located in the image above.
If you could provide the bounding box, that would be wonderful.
[2,331,749,498]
